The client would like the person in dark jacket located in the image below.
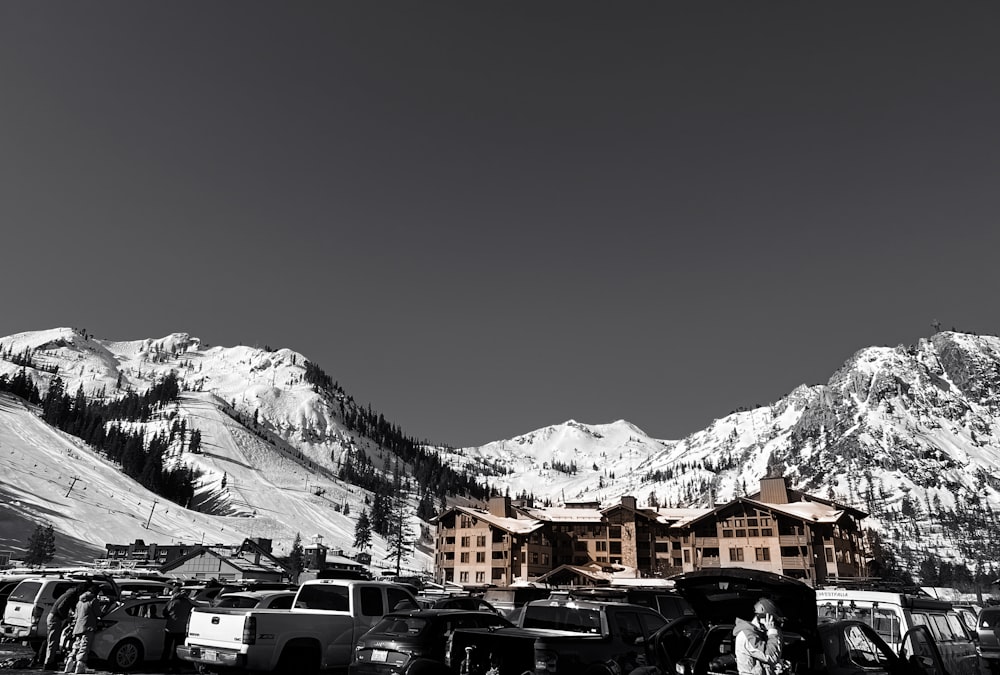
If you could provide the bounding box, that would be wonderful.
[63,585,99,674]
[42,585,84,669]
[163,589,195,672]
[733,598,784,675]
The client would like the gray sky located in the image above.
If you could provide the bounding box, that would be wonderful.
[2,2,999,448]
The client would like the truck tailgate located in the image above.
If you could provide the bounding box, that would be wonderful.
[186,607,255,649]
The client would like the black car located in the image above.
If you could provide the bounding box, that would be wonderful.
[351,609,512,675]
[415,594,502,615]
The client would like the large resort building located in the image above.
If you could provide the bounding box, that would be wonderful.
[433,476,867,587]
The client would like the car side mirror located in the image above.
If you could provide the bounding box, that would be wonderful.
[675,657,695,675]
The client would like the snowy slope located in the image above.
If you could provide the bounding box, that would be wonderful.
[0,328,431,572]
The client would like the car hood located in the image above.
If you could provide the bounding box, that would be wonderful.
[671,568,818,640]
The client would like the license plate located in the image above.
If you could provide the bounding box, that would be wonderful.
[371,650,388,662]
[203,650,219,662]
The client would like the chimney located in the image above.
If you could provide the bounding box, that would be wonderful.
[759,476,789,504]
[621,495,637,511]
[488,495,512,518]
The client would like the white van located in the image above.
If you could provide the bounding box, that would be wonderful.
[816,588,978,675]
[0,574,118,645]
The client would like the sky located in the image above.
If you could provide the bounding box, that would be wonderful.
[2,2,1000,449]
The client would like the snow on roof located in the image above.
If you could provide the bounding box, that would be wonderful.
[453,506,543,534]
[521,506,605,523]
[743,498,846,523]
[655,507,712,527]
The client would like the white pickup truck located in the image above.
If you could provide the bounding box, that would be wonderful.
[177,578,417,673]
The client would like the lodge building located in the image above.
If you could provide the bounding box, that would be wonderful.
[433,476,867,586]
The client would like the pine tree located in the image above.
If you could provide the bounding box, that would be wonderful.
[287,533,305,582]
[25,522,56,566]
[354,510,373,552]
[385,460,415,576]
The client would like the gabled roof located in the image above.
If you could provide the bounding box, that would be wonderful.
[748,487,867,518]
[520,506,604,524]
[436,505,543,535]
[680,496,861,529]
[158,539,289,576]
[654,507,712,527]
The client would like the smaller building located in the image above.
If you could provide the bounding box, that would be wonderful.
[158,538,290,582]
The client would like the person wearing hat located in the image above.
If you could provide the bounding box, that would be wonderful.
[63,584,100,674]
[732,598,784,675]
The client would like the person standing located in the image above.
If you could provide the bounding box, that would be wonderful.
[63,584,99,674]
[42,584,84,670]
[163,588,195,672]
[732,598,784,675]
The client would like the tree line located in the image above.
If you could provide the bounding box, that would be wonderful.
[0,368,198,506]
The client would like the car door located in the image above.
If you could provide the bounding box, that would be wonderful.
[899,625,947,675]
[130,599,168,661]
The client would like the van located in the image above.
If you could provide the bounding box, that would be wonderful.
[816,588,978,675]
[0,574,118,645]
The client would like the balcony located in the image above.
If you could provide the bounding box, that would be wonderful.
[778,535,809,546]
[780,556,813,569]
[700,558,721,568]
[694,537,719,547]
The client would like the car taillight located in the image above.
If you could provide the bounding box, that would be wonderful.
[535,649,557,674]
[30,606,43,628]
[242,616,256,645]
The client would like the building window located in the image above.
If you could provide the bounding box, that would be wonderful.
[460,552,469,563]
[729,548,744,562]
[460,536,471,547]
[460,516,474,528]
[476,536,486,547]
[476,552,486,563]
[735,530,746,538]
[531,552,539,564]
[826,548,834,563]
[460,572,469,583]
[748,529,759,537]
[596,541,608,551]
[476,572,485,583]
[761,528,773,537]
[748,518,758,526]
[609,527,622,538]
[755,547,770,561]
[722,529,733,538]
[610,541,622,555]
[683,550,691,563]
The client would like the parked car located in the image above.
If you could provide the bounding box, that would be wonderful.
[91,596,169,671]
[113,577,171,599]
[351,608,512,675]
[213,589,297,609]
[415,593,501,615]
[816,588,978,675]
[481,586,551,619]
[565,585,695,620]
[977,606,1000,674]
[449,597,670,675]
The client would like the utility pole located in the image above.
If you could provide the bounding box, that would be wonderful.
[144,499,158,529]
[65,476,80,498]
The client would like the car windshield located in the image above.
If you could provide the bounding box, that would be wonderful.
[216,596,260,608]
[371,616,429,636]
[981,610,1000,629]
[9,582,41,603]
[521,605,601,633]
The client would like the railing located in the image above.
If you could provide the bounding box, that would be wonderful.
[778,535,809,546]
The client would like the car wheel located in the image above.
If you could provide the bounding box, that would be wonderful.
[109,638,144,671]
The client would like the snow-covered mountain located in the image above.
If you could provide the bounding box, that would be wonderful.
[443,332,1000,573]
[3,327,1000,577]
[0,327,436,572]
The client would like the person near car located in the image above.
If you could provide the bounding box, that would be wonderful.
[733,598,784,675]
[163,588,195,672]
[42,585,84,669]
[62,584,99,674]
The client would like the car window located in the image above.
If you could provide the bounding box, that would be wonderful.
[387,587,416,611]
[639,611,667,637]
[296,585,349,611]
[9,582,41,603]
[945,614,968,640]
[268,594,294,609]
[615,611,644,645]
[929,614,954,641]
[360,587,384,616]
[873,608,902,644]
[844,624,893,667]
[911,612,929,629]
[216,596,258,608]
